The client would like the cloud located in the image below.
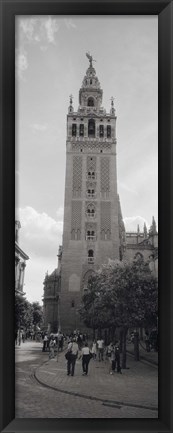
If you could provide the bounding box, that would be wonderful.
[124,215,149,232]
[44,17,59,44]
[15,49,28,80]
[31,123,48,132]
[16,206,64,304]
[19,18,38,42]
[18,206,63,259]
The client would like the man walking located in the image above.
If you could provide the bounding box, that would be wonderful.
[66,338,78,376]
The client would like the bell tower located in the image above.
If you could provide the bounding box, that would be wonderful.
[59,53,122,332]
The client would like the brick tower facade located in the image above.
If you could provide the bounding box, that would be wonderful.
[59,54,124,332]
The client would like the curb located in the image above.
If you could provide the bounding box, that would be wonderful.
[126,350,158,368]
[34,367,158,412]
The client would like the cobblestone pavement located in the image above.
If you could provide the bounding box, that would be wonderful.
[15,341,158,418]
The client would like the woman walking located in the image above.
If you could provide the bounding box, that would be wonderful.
[81,342,92,375]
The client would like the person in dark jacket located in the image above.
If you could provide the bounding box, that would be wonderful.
[115,341,122,373]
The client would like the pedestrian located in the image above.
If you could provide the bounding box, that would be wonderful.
[106,342,116,374]
[80,342,92,375]
[49,337,55,359]
[97,337,104,361]
[115,341,122,373]
[77,334,82,350]
[66,338,78,376]
[42,333,48,352]
[58,332,64,351]
[91,340,97,360]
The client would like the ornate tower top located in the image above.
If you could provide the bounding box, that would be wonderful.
[78,53,103,109]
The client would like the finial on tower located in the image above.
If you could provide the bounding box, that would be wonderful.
[110,96,115,115]
[86,52,96,68]
[69,94,73,105]
[68,94,74,113]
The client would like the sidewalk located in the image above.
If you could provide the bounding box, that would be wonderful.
[126,342,158,366]
[35,345,158,413]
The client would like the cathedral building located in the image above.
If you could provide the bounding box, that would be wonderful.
[43,54,158,333]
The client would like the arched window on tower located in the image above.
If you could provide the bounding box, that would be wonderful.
[87,188,95,198]
[88,119,95,137]
[86,230,95,240]
[72,124,76,137]
[88,249,94,263]
[99,125,104,137]
[86,204,95,218]
[88,97,94,107]
[107,125,111,138]
[87,171,95,180]
[79,124,84,137]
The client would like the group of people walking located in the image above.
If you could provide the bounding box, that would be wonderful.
[65,336,122,377]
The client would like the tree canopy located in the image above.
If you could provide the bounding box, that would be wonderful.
[15,295,43,332]
[79,257,158,333]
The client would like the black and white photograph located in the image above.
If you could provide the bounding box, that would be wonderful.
[15,15,158,419]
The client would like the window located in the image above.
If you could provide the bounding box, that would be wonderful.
[88,119,95,137]
[86,230,95,240]
[99,125,104,137]
[87,204,95,218]
[72,124,76,137]
[88,97,94,107]
[90,79,92,85]
[107,125,111,138]
[87,171,95,180]
[79,124,84,136]
[71,300,75,308]
[87,189,94,198]
[88,249,94,263]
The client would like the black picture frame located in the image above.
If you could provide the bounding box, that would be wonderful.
[0,1,172,432]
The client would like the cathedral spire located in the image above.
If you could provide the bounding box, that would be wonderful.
[149,216,157,235]
[143,222,148,238]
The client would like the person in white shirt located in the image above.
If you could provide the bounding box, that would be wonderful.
[81,342,92,375]
[67,338,78,376]
[97,338,104,361]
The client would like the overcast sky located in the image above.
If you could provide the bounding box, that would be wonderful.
[15,15,158,304]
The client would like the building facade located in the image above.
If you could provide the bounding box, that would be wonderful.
[43,55,158,333]
[15,221,29,295]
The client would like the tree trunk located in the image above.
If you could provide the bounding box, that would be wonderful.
[134,331,140,361]
[119,329,123,352]
[122,328,128,369]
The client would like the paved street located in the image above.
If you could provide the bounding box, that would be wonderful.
[15,341,158,418]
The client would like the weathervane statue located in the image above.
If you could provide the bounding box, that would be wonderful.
[86,52,96,68]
